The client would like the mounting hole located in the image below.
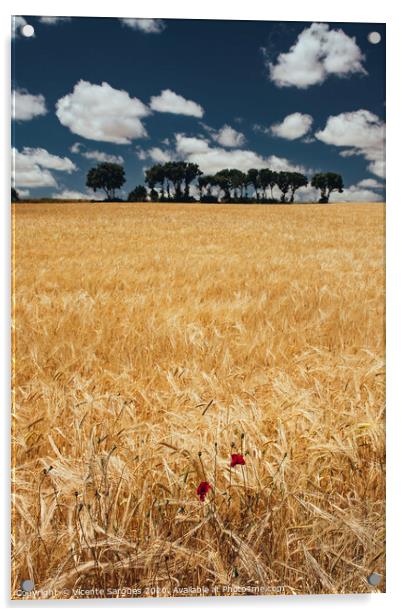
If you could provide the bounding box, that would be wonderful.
[21,24,35,37]
[368,31,381,45]
[367,572,382,586]
[21,579,34,592]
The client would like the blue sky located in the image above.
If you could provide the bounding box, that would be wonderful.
[11,16,385,201]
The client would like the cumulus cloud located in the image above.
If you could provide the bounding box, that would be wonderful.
[205,124,246,147]
[357,178,383,189]
[56,80,149,144]
[16,188,30,198]
[51,189,95,200]
[12,90,47,121]
[70,142,82,154]
[315,109,385,178]
[267,23,366,88]
[69,142,124,164]
[174,134,307,175]
[82,150,124,164]
[149,89,204,118]
[271,112,313,140]
[146,147,173,163]
[336,185,383,202]
[297,183,383,203]
[39,17,71,25]
[136,147,173,163]
[367,160,385,179]
[119,18,165,33]
[12,147,76,188]
[175,135,210,155]
[137,133,307,175]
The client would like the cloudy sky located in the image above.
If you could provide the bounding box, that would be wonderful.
[12,17,385,201]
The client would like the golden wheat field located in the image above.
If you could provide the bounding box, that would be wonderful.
[11,201,385,599]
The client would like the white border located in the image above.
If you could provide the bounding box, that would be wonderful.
[1,1,401,614]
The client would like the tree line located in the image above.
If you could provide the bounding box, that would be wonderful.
[87,161,343,204]
[11,162,344,204]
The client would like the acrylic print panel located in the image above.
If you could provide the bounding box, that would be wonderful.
[11,16,385,600]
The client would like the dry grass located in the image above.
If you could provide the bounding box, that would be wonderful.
[11,201,385,598]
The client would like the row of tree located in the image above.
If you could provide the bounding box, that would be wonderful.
[11,161,345,204]
[136,163,344,204]
[85,162,343,204]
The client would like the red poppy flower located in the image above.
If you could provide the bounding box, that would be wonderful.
[196,481,211,502]
[231,453,246,467]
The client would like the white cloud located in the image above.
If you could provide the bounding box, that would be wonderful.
[16,188,30,198]
[211,124,246,147]
[136,147,173,163]
[367,160,385,179]
[297,183,383,203]
[51,189,95,200]
[175,135,210,155]
[12,17,28,38]
[56,80,149,144]
[12,90,47,121]
[20,148,76,172]
[70,141,124,163]
[357,178,383,189]
[315,109,385,178]
[12,147,76,188]
[70,142,82,154]
[119,18,165,33]
[149,89,204,118]
[136,146,176,164]
[136,134,307,175]
[39,17,71,25]
[174,134,307,175]
[135,148,148,161]
[267,22,366,88]
[146,147,173,163]
[296,185,320,202]
[82,150,124,164]
[336,185,383,202]
[88,151,124,164]
[271,112,313,140]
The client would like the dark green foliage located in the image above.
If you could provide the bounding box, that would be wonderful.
[214,169,232,201]
[277,171,292,203]
[86,163,126,200]
[288,172,309,203]
[127,185,148,202]
[142,163,343,205]
[246,168,261,199]
[11,187,19,202]
[311,172,344,203]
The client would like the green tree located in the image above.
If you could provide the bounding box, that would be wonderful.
[246,168,260,199]
[277,171,292,202]
[11,187,19,202]
[127,185,147,202]
[311,172,344,203]
[183,162,201,198]
[258,168,279,200]
[198,174,216,199]
[164,161,187,200]
[86,163,126,200]
[152,164,167,199]
[145,166,160,199]
[214,169,232,201]
[288,172,308,202]
[149,188,158,202]
[228,169,246,199]
[268,171,279,200]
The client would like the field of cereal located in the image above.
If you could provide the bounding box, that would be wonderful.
[12,201,385,597]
